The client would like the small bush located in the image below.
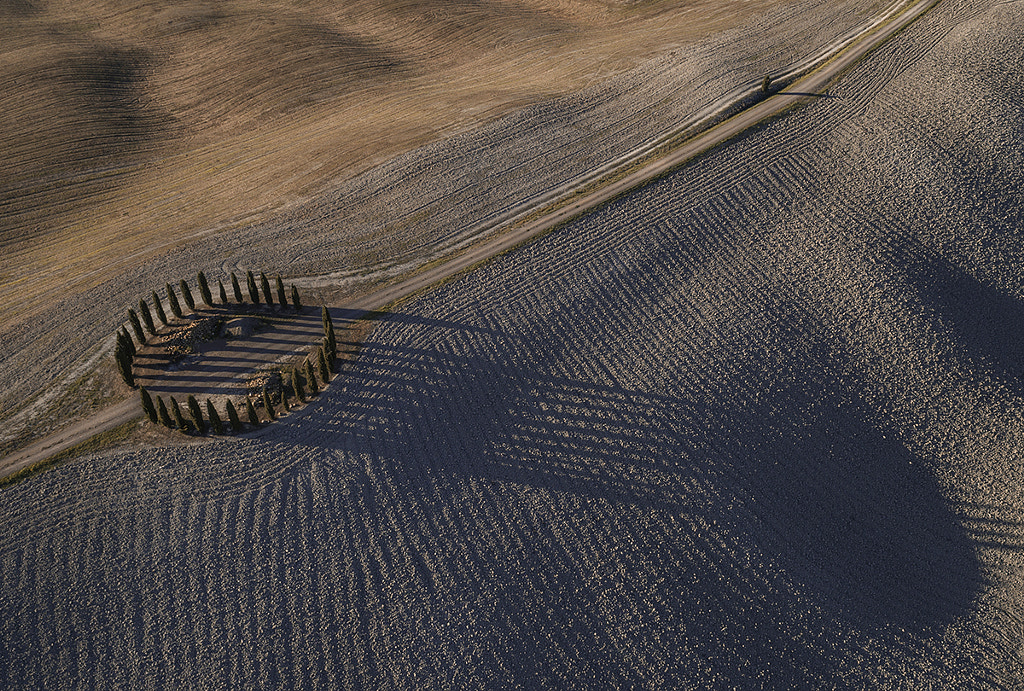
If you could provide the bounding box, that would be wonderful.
[761,73,771,93]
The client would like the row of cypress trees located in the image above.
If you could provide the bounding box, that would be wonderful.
[139,387,261,435]
[135,307,338,433]
[118,270,304,389]
[258,335,336,421]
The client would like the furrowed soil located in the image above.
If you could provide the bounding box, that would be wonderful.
[3,0,1024,688]
[0,0,891,447]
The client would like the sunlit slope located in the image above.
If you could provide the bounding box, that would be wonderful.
[2,0,1023,685]
[0,0,797,329]
[0,0,888,425]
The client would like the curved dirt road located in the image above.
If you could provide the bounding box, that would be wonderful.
[0,0,936,480]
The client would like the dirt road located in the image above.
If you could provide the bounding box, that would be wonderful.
[0,0,936,480]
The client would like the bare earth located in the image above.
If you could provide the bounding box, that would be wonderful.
[3,0,1024,687]
[0,0,893,447]
[0,0,931,477]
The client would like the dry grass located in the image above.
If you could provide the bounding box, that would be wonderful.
[0,0,786,334]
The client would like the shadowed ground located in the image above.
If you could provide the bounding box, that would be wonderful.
[1,0,1023,686]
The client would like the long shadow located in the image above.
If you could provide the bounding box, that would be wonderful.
[900,244,1024,394]
[292,312,982,646]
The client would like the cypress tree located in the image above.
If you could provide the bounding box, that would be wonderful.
[115,329,128,359]
[115,347,134,388]
[291,285,302,312]
[156,395,173,427]
[247,271,259,304]
[305,359,319,395]
[292,366,306,402]
[166,283,183,319]
[180,279,196,311]
[322,337,335,371]
[121,328,136,356]
[281,383,290,412]
[318,346,331,383]
[322,306,337,359]
[151,290,168,326]
[128,308,146,344]
[231,272,243,303]
[206,399,225,435]
[218,279,228,305]
[187,395,206,435]
[139,299,156,336]
[260,272,273,305]
[276,275,287,308]
[197,271,213,306]
[246,397,260,426]
[170,396,188,431]
[226,399,242,433]
[262,386,276,420]
[140,387,157,423]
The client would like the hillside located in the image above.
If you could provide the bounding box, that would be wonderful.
[0,0,889,451]
[1,0,1022,685]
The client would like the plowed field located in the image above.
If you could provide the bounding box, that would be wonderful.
[2,0,1024,687]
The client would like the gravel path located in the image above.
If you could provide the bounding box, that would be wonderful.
[2,0,1023,686]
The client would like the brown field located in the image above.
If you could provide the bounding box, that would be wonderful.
[2,0,1023,684]
[0,0,889,450]
[1,0,799,333]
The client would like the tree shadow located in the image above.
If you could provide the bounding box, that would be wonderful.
[289,310,983,659]
[899,244,1024,394]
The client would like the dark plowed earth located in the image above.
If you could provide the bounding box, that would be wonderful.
[2,0,1024,688]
